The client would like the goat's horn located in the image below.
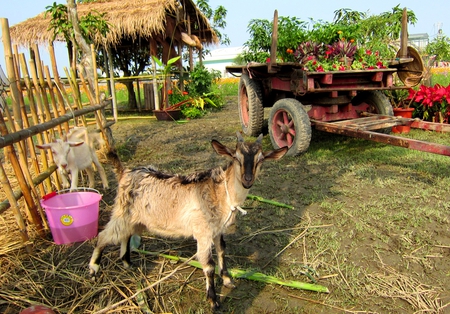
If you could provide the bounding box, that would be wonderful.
[236,131,244,143]
[256,134,263,144]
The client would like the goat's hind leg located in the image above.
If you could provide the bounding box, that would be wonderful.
[89,222,133,278]
[214,234,235,289]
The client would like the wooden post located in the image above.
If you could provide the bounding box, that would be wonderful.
[399,8,408,58]
[268,10,278,73]
[187,15,193,70]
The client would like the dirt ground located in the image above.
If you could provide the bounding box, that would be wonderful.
[1,97,449,313]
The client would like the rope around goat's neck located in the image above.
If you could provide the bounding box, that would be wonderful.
[223,178,247,227]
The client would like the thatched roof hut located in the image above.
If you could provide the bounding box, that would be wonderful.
[9,0,218,49]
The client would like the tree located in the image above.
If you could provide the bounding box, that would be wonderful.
[425,35,450,64]
[240,16,307,63]
[239,6,417,63]
[46,1,109,98]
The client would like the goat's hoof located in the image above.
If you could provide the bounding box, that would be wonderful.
[223,277,236,289]
[209,300,220,311]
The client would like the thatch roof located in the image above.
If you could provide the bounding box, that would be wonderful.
[9,0,218,48]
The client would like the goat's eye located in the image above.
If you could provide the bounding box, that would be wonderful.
[52,150,57,155]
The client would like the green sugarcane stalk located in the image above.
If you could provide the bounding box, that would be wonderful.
[137,250,329,293]
[247,194,294,209]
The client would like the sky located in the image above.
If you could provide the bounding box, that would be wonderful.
[0,0,448,76]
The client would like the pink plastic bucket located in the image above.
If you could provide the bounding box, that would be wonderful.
[40,188,102,245]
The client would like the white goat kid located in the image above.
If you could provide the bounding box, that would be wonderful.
[37,127,109,190]
[88,132,287,309]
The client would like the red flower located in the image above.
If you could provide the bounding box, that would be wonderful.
[168,89,173,95]
[266,58,271,63]
[365,50,372,56]
[182,91,189,95]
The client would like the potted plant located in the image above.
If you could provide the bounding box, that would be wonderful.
[151,55,183,120]
[384,88,415,133]
[407,84,450,123]
[327,39,357,68]
[293,41,324,64]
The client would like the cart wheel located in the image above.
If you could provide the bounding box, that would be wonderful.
[269,98,312,156]
[352,91,393,133]
[238,74,264,136]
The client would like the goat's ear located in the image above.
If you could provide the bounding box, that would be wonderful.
[211,140,234,157]
[36,144,51,150]
[263,146,288,161]
[67,141,84,147]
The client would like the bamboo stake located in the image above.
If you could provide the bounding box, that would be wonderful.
[30,57,60,188]
[7,54,48,229]
[138,250,330,293]
[247,194,294,209]
[33,45,55,130]
[19,54,55,192]
[106,47,118,121]
[0,110,44,235]
[0,164,57,214]
[63,67,84,126]
[48,43,70,134]
[44,66,64,136]
[0,161,31,253]
[90,43,100,104]
[0,18,22,130]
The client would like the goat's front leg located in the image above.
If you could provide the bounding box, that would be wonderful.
[92,153,109,189]
[197,239,219,309]
[213,234,235,289]
[85,166,96,189]
[59,168,70,189]
[70,168,79,191]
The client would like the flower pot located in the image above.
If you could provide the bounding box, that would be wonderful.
[392,108,414,134]
[153,109,183,121]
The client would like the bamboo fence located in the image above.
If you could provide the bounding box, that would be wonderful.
[0,18,114,255]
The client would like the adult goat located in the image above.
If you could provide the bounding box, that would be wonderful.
[88,132,287,309]
[36,127,109,191]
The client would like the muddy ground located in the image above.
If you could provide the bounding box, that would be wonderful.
[1,97,449,313]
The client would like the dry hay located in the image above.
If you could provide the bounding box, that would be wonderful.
[365,259,445,313]
[0,234,205,313]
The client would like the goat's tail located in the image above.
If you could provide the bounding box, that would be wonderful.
[107,149,125,177]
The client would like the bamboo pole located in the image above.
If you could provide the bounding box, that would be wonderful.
[0,161,32,253]
[0,110,44,235]
[48,43,70,134]
[6,53,48,230]
[19,54,55,192]
[106,47,118,121]
[64,67,84,126]
[90,44,100,104]
[0,164,57,214]
[44,66,64,137]
[0,102,108,148]
[0,18,22,130]
[29,58,61,190]
[29,59,51,135]
[33,44,55,130]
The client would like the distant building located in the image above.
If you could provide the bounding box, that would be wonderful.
[408,33,429,52]
[202,46,244,77]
